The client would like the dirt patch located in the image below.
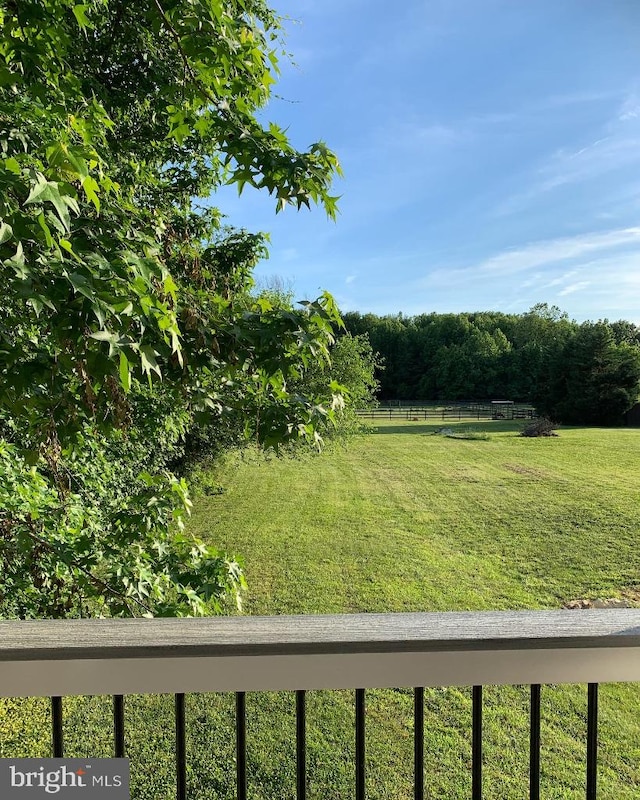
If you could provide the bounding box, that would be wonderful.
[503,463,550,479]
[451,470,482,483]
[563,588,640,609]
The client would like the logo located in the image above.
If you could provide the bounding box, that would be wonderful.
[0,759,129,798]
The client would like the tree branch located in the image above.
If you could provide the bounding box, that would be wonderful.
[17,516,153,616]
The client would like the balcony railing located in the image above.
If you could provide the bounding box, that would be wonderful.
[1,609,640,799]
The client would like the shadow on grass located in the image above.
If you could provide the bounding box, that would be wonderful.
[373,424,442,435]
[372,421,522,435]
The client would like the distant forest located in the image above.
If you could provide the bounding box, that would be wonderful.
[342,304,640,425]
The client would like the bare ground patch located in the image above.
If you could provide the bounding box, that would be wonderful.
[503,463,551,479]
[450,469,483,483]
[563,587,640,609]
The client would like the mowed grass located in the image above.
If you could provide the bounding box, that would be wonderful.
[3,420,640,799]
[187,420,640,800]
[191,419,640,615]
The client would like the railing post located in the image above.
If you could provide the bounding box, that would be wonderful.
[414,687,424,800]
[296,690,306,800]
[587,683,598,800]
[113,695,125,758]
[51,696,64,757]
[175,693,186,800]
[356,689,365,800]
[530,685,541,800]
[472,686,482,800]
[236,692,247,800]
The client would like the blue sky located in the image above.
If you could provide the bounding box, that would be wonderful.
[215,0,640,322]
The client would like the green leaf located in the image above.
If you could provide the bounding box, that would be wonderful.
[44,209,66,236]
[25,176,72,232]
[72,5,91,30]
[46,143,88,179]
[24,173,50,205]
[59,239,82,263]
[6,241,25,276]
[67,270,94,297]
[89,329,116,342]
[4,157,20,174]
[119,351,131,393]
[27,297,43,317]
[140,346,162,378]
[0,221,13,244]
[35,213,53,248]
[168,124,191,145]
[81,175,100,211]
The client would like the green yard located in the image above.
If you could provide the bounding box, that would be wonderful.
[189,419,640,617]
[3,420,640,799]
[188,419,640,800]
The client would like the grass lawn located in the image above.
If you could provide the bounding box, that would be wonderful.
[3,420,640,798]
[190,419,640,616]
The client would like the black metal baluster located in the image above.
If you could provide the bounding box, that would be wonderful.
[355,689,365,800]
[414,687,424,800]
[113,695,125,758]
[236,692,247,800]
[530,685,541,800]
[587,683,598,800]
[472,686,482,800]
[296,691,306,800]
[51,696,64,757]
[175,693,186,800]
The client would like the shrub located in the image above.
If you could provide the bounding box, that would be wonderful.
[520,418,558,437]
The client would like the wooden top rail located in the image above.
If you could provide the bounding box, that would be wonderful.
[1,610,640,696]
[1,610,640,661]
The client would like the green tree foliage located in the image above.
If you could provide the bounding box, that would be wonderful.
[343,307,640,424]
[535,323,640,425]
[0,0,343,617]
[328,334,380,410]
[291,332,380,430]
[240,283,381,441]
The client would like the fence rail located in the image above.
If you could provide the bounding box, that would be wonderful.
[357,404,537,421]
[1,609,638,799]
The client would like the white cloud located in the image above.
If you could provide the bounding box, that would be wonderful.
[558,281,591,296]
[619,93,640,122]
[345,274,356,284]
[541,270,578,289]
[369,119,467,154]
[473,227,640,276]
[494,136,640,216]
[471,90,618,128]
[541,90,618,110]
[490,88,640,218]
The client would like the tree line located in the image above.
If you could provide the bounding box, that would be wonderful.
[342,304,640,425]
